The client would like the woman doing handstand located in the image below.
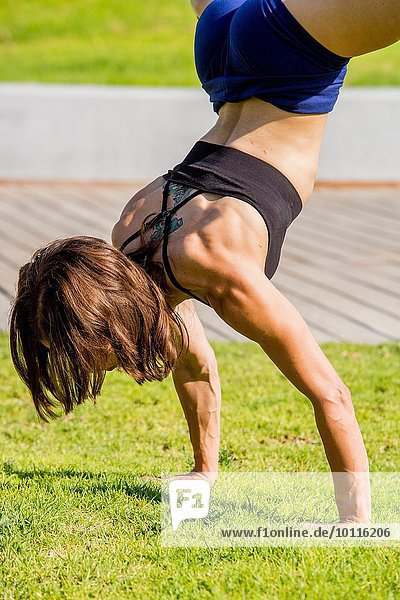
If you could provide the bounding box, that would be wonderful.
[10,0,400,522]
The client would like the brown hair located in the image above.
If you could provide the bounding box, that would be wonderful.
[9,236,187,422]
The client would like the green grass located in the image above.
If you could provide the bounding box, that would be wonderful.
[1,333,399,598]
[0,0,399,86]
[0,0,198,86]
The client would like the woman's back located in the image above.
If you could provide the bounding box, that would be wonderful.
[200,98,329,205]
[114,0,355,301]
[112,173,271,306]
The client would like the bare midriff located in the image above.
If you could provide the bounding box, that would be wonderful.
[199,97,330,206]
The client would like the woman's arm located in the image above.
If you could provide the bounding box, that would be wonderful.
[204,260,371,522]
[172,300,221,483]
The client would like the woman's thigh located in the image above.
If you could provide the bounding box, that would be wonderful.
[283,0,400,57]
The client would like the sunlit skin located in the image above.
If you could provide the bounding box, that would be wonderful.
[113,0,400,513]
[41,0,400,518]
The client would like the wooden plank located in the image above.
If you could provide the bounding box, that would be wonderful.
[3,199,113,244]
[313,189,400,203]
[0,228,38,260]
[41,186,121,219]
[296,214,400,258]
[308,206,400,242]
[0,247,21,270]
[0,258,19,292]
[281,233,400,291]
[20,190,114,231]
[285,229,400,291]
[279,263,399,319]
[306,324,342,344]
[0,200,79,244]
[284,229,400,281]
[280,244,400,301]
[89,183,142,204]
[0,203,49,249]
[0,290,12,332]
[77,186,132,212]
[273,280,390,344]
[313,191,400,219]
[67,194,122,222]
[304,204,399,244]
[316,197,400,232]
[0,194,111,239]
[274,271,399,340]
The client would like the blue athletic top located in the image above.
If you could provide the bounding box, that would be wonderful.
[194,0,351,114]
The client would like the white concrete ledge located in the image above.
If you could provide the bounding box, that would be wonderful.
[0,83,399,181]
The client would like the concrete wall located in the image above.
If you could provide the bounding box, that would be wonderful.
[0,83,399,182]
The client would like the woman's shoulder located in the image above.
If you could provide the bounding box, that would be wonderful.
[170,194,269,294]
[184,194,269,258]
[111,177,166,249]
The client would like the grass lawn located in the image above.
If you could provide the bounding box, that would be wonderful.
[1,332,399,598]
[0,0,400,86]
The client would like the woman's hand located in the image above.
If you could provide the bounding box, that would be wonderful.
[205,262,371,523]
[169,470,218,486]
[171,300,221,478]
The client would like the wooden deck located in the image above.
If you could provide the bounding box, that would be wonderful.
[0,182,399,344]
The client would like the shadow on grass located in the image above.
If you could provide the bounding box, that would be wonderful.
[2,460,161,503]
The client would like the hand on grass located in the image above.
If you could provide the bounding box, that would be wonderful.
[140,471,218,486]
[167,470,218,486]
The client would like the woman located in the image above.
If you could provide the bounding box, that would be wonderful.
[10,0,400,523]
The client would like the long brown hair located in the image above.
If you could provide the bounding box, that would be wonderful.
[9,236,187,422]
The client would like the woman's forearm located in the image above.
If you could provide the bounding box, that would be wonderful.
[312,389,371,523]
[172,365,221,477]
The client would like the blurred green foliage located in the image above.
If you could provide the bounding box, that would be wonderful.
[0,0,399,86]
